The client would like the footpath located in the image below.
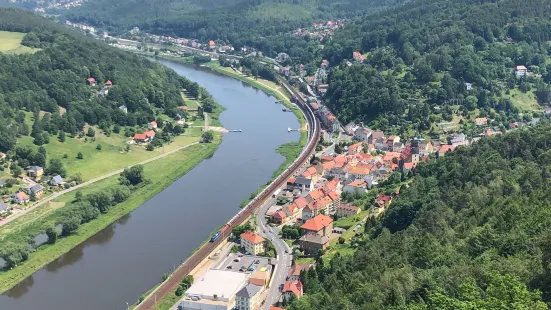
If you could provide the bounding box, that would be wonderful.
[0,142,199,228]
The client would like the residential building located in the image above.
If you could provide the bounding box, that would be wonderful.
[269,307,286,310]
[87,77,96,86]
[12,191,29,204]
[28,184,44,197]
[0,201,8,214]
[119,105,128,113]
[353,127,372,142]
[347,142,363,155]
[240,231,266,255]
[181,270,249,310]
[352,51,365,62]
[343,179,367,193]
[148,121,158,129]
[438,145,455,158]
[336,203,360,218]
[370,131,385,144]
[376,194,392,209]
[474,117,488,126]
[104,80,113,87]
[348,165,371,180]
[249,269,270,287]
[301,214,333,237]
[299,233,330,255]
[282,280,303,301]
[50,175,64,186]
[133,130,156,143]
[235,284,263,310]
[287,264,311,281]
[271,210,287,224]
[26,166,44,178]
[515,65,528,77]
[286,177,313,192]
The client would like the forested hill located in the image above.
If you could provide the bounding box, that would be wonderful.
[0,9,198,153]
[64,0,406,41]
[290,124,551,309]
[323,0,551,136]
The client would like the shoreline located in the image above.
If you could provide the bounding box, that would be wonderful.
[0,138,222,294]
[132,55,309,310]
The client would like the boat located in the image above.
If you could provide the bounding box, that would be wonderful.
[282,108,288,112]
[288,127,291,132]
[229,129,242,132]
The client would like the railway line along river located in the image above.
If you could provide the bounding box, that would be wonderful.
[0,60,300,310]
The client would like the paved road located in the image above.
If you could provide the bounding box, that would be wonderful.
[257,195,292,309]
[0,141,200,228]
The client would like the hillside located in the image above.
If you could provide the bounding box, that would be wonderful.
[321,0,551,137]
[0,8,201,154]
[289,123,551,309]
[64,0,407,41]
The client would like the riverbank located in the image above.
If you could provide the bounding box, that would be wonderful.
[0,136,222,294]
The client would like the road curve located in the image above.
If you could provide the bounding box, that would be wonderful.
[135,79,319,310]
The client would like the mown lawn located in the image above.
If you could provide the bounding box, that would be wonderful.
[17,130,200,181]
[0,31,39,54]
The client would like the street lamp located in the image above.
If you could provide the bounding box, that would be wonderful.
[126,302,129,310]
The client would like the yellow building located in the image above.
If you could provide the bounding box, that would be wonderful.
[240,231,265,255]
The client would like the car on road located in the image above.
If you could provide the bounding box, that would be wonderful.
[226,265,232,269]
[285,250,289,253]
[233,258,240,262]
[238,253,244,257]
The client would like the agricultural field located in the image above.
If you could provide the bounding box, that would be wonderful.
[0,31,39,54]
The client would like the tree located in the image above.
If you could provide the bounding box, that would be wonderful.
[30,191,37,202]
[202,131,214,143]
[75,191,83,202]
[77,152,84,159]
[58,130,66,142]
[87,127,95,137]
[146,144,154,151]
[60,215,81,235]
[47,158,67,177]
[119,165,145,185]
[96,144,102,151]
[46,226,59,244]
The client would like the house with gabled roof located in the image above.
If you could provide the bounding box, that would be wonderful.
[240,231,265,255]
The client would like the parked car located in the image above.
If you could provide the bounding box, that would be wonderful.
[234,258,240,262]
[238,253,244,257]
[226,265,233,269]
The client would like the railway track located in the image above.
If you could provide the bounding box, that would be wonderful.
[135,79,319,310]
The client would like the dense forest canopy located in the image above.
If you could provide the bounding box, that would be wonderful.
[0,9,201,153]
[322,0,551,135]
[290,123,551,309]
[64,0,407,42]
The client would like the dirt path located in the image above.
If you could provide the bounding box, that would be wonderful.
[0,141,200,229]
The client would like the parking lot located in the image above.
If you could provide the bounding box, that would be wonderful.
[215,253,273,274]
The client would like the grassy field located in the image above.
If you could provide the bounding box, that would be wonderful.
[0,136,222,293]
[17,130,200,181]
[506,88,540,111]
[0,31,39,54]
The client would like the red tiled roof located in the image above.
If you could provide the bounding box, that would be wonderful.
[287,177,296,184]
[133,133,147,140]
[301,214,333,231]
[404,162,417,169]
[334,155,347,164]
[308,189,324,201]
[273,210,287,220]
[283,281,303,297]
[347,179,366,188]
[209,40,215,46]
[87,77,96,83]
[270,307,286,310]
[150,121,157,127]
[145,130,155,138]
[295,197,308,208]
[241,231,265,244]
[439,145,455,153]
[327,191,339,201]
[321,160,335,170]
[320,155,334,162]
[104,80,112,86]
[338,203,360,213]
[16,192,29,200]
[288,264,310,277]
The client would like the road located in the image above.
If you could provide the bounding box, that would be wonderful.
[257,195,292,309]
[0,141,200,228]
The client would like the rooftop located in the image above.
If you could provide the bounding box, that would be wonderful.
[236,284,262,298]
[301,214,333,231]
[185,270,248,302]
[241,231,265,244]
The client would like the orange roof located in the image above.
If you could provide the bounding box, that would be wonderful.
[325,177,339,191]
[295,197,308,208]
[308,189,324,201]
[150,121,157,127]
[87,77,96,83]
[321,160,335,170]
[270,307,286,310]
[349,166,371,175]
[387,136,398,141]
[273,210,287,220]
[287,177,296,184]
[241,231,265,244]
[209,40,215,46]
[302,166,317,178]
[133,133,146,140]
[320,155,334,162]
[334,155,347,164]
[383,152,401,162]
[105,80,112,86]
[145,130,155,138]
[347,179,366,188]
[287,203,297,213]
[282,280,303,297]
[16,192,29,200]
[404,162,417,169]
[301,214,333,231]
[338,203,360,212]
[327,191,339,201]
[439,145,455,153]
[391,163,399,170]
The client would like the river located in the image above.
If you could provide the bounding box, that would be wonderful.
[0,60,300,310]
